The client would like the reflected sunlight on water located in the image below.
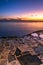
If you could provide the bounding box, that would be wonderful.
[0,22,43,37]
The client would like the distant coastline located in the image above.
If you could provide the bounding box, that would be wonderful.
[0,19,43,22]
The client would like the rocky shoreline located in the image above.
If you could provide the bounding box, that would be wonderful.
[0,30,43,65]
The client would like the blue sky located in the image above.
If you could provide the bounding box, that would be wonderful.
[0,0,43,19]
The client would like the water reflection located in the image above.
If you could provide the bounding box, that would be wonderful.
[0,22,43,37]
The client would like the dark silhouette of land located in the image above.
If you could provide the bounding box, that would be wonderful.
[0,18,43,22]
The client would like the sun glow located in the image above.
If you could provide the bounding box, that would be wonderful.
[0,11,43,20]
[21,12,43,20]
[29,15,43,20]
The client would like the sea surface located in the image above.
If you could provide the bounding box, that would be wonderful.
[0,22,43,37]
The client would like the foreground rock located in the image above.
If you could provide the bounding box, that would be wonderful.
[0,30,43,65]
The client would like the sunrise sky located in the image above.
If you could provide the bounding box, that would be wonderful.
[0,0,43,20]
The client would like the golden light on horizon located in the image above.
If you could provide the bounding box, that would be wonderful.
[29,14,43,20]
[0,11,43,20]
[21,13,43,20]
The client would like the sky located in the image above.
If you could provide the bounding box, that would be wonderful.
[0,0,43,20]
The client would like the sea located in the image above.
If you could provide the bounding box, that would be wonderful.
[0,22,43,37]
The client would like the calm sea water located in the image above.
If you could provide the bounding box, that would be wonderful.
[0,22,43,37]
